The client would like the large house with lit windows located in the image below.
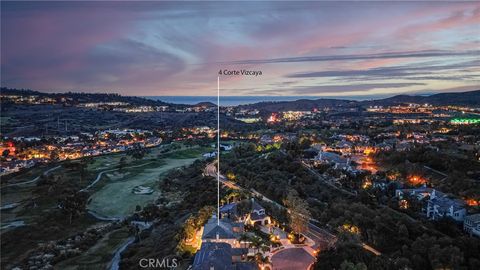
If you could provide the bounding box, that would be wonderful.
[426,196,466,222]
[396,188,466,222]
[193,214,256,270]
[245,199,271,226]
[192,242,256,270]
[201,215,244,247]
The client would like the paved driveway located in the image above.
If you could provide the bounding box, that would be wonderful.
[271,248,315,270]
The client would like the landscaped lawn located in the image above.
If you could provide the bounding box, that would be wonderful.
[87,147,209,218]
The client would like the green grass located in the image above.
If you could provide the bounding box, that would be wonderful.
[87,146,207,218]
[0,142,211,266]
[162,147,212,159]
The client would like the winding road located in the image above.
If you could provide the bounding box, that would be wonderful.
[109,237,135,270]
[109,221,152,270]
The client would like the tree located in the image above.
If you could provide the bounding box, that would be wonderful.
[283,189,311,239]
[393,257,411,270]
[141,204,158,222]
[429,245,464,269]
[128,144,147,160]
[50,149,60,161]
[78,159,88,184]
[238,233,250,249]
[119,157,127,171]
[58,191,88,224]
[398,224,409,239]
[2,149,10,158]
[183,217,197,241]
[256,253,270,268]
[250,236,263,255]
[340,261,367,270]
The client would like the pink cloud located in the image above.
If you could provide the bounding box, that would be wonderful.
[396,6,480,39]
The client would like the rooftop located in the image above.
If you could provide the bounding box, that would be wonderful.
[202,216,238,240]
[465,213,480,223]
[220,203,237,213]
[429,196,465,212]
[193,242,233,270]
[251,199,264,212]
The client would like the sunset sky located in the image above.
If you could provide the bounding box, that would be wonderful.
[1,1,479,98]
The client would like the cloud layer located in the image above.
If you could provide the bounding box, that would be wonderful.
[1,1,479,98]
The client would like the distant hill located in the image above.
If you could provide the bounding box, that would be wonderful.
[2,87,478,110]
[363,90,480,106]
[241,90,480,112]
[240,98,357,112]
[194,102,216,107]
[0,87,171,106]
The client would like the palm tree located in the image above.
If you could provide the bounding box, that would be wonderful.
[256,254,271,269]
[260,244,270,254]
[250,236,263,255]
[238,233,250,249]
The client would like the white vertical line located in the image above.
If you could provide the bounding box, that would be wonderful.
[217,76,220,226]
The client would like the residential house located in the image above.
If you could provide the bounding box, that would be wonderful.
[396,188,467,222]
[220,144,233,151]
[259,135,273,144]
[395,187,437,201]
[192,242,256,270]
[202,215,244,247]
[203,152,216,158]
[220,203,238,220]
[464,214,480,237]
[245,199,271,226]
[333,140,354,154]
[427,196,466,222]
[194,213,255,270]
[314,150,352,171]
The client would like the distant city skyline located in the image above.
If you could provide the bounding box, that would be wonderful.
[1,1,479,97]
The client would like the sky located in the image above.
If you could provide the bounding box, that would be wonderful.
[1,1,479,98]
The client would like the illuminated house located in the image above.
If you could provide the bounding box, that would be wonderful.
[396,187,436,201]
[195,215,255,270]
[201,215,244,247]
[427,196,466,222]
[259,135,273,144]
[332,140,353,154]
[192,242,255,270]
[220,203,238,220]
[376,142,393,151]
[314,150,352,171]
[245,199,271,226]
[396,188,466,222]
